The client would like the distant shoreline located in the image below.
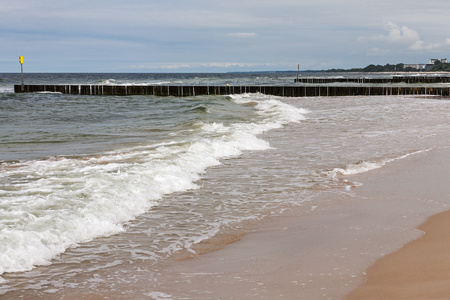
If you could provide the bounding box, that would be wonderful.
[3,70,450,75]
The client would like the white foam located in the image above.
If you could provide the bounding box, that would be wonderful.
[230,93,309,132]
[0,93,309,276]
[328,160,385,177]
[0,87,13,93]
[149,81,173,85]
[145,291,173,299]
[324,149,433,179]
[100,79,116,85]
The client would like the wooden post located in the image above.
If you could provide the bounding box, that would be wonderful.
[19,56,24,92]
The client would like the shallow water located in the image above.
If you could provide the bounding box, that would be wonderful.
[1,73,449,297]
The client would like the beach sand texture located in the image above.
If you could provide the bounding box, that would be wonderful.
[2,83,449,299]
[150,148,450,299]
[346,209,450,300]
[7,148,450,300]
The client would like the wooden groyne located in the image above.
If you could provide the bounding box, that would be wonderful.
[14,84,450,97]
[294,76,450,84]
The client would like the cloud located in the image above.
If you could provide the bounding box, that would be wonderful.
[383,21,420,44]
[4,1,450,72]
[408,40,439,51]
[359,21,441,52]
[367,47,391,56]
[358,21,420,44]
[130,62,276,71]
[200,62,271,68]
[227,32,257,37]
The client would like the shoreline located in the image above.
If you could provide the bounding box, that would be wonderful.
[346,209,450,299]
[148,147,450,299]
[4,147,450,299]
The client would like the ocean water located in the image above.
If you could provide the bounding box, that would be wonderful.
[1,73,450,298]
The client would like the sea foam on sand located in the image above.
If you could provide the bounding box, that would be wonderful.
[145,147,450,299]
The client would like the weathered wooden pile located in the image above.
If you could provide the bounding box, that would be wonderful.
[14,76,450,97]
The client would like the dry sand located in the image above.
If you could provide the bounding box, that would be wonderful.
[152,147,450,299]
[346,209,450,300]
[13,148,450,299]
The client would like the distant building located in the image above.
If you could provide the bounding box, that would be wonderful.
[404,58,448,71]
[429,58,448,64]
[403,63,427,71]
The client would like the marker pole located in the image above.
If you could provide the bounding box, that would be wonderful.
[19,56,24,92]
[297,64,300,82]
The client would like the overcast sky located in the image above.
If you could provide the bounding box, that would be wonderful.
[2,0,450,72]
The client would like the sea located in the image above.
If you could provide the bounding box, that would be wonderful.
[1,72,450,298]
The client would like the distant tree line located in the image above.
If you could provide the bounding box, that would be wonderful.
[325,62,450,72]
[429,60,450,71]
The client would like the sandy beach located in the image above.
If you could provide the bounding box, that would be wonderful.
[149,147,450,299]
[2,87,449,300]
[346,210,450,299]
[10,147,450,300]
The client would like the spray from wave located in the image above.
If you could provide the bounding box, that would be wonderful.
[0,93,308,276]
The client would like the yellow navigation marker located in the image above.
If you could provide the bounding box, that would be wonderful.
[20,56,24,91]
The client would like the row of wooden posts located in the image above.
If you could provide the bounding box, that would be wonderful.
[14,84,450,97]
[294,76,450,84]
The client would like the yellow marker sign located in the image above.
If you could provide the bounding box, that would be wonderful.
[20,56,24,64]
[298,64,300,69]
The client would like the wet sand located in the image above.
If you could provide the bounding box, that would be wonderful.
[8,148,450,299]
[346,209,450,300]
[151,147,450,299]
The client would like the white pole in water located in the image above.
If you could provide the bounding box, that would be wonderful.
[297,64,300,82]
[19,56,24,91]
